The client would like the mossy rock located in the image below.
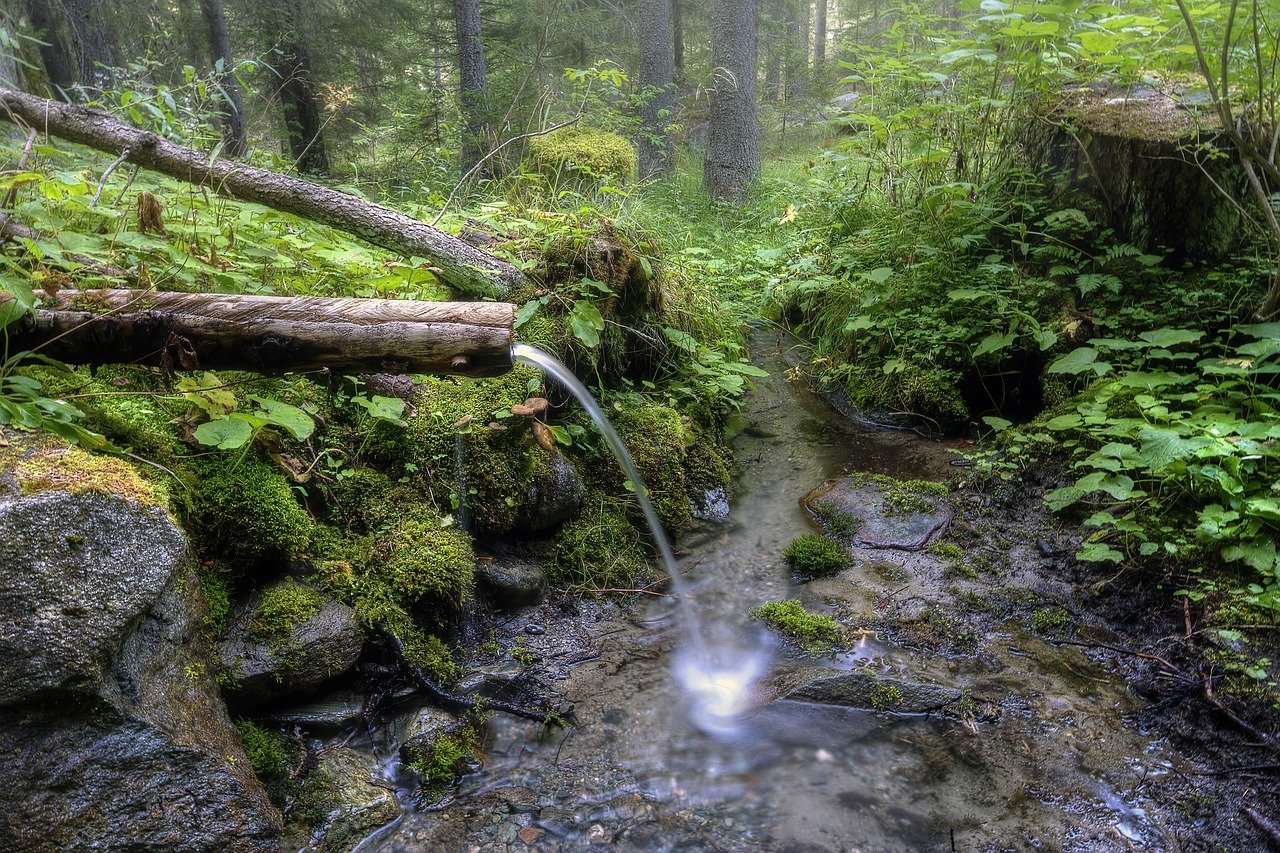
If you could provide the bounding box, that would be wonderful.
[525,128,636,187]
[548,493,650,589]
[751,599,848,655]
[372,508,476,606]
[7,444,164,508]
[614,404,692,531]
[185,455,314,563]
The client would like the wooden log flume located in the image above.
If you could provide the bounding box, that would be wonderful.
[4,290,516,378]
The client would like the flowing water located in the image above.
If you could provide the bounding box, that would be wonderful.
[361,327,1192,852]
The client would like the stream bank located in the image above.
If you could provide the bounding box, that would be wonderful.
[353,326,1271,851]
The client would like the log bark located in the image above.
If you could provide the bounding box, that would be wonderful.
[0,87,526,297]
[5,290,516,378]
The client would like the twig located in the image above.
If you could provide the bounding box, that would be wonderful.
[1187,763,1280,776]
[3,129,36,209]
[1245,806,1280,848]
[116,163,140,204]
[91,146,133,207]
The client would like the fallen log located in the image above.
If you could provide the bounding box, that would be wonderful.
[0,87,526,297]
[4,289,516,378]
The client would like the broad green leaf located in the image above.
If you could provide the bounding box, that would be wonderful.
[973,331,1016,358]
[194,417,254,449]
[1047,347,1100,375]
[1138,328,1204,347]
[568,300,604,349]
[982,415,1012,432]
[1077,542,1124,563]
[249,396,315,440]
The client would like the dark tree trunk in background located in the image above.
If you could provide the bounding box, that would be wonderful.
[673,0,684,77]
[703,0,759,200]
[813,0,826,68]
[277,39,329,174]
[452,0,491,175]
[23,0,76,97]
[785,1,807,101]
[637,0,676,179]
[199,0,248,157]
[64,0,117,85]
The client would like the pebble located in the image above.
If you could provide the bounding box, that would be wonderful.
[525,623,546,635]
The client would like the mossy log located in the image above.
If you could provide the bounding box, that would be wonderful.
[6,289,516,378]
[0,86,525,297]
[1025,86,1246,261]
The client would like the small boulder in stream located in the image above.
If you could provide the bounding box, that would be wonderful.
[219,581,364,709]
[762,665,962,713]
[477,558,547,607]
[288,747,399,853]
[802,474,952,551]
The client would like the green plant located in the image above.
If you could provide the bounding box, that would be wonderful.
[751,599,848,654]
[250,583,326,640]
[868,683,904,711]
[782,533,852,579]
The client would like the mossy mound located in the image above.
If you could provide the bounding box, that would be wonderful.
[548,493,650,589]
[186,455,314,563]
[751,599,848,655]
[836,363,970,431]
[783,533,852,579]
[10,444,164,508]
[525,128,636,187]
[374,510,475,605]
[613,405,693,530]
[250,582,326,640]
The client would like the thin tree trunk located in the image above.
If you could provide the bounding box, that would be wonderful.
[22,0,76,97]
[0,87,526,296]
[277,39,329,174]
[64,0,116,85]
[814,0,826,69]
[198,0,248,157]
[637,0,676,179]
[704,0,759,200]
[6,290,516,378]
[673,0,685,77]
[453,0,491,175]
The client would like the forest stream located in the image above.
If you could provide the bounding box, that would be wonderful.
[324,327,1209,852]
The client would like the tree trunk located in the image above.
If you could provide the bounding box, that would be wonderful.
[785,1,807,102]
[673,0,684,77]
[64,0,116,85]
[704,0,759,200]
[0,87,526,297]
[198,0,248,157]
[453,0,491,175]
[22,0,76,98]
[637,0,676,179]
[6,290,516,378]
[277,39,329,174]
[813,0,826,69]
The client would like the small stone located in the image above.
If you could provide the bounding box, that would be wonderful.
[524,623,545,635]
[1036,538,1056,557]
[518,826,544,845]
[815,748,834,763]
[477,559,547,608]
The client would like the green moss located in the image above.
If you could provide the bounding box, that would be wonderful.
[548,493,650,589]
[813,500,859,537]
[751,599,848,654]
[1030,607,1072,635]
[844,472,948,517]
[614,405,692,530]
[196,562,233,636]
[12,445,163,507]
[783,533,852,579]
[525,128,636,187]
[927,541,964,561]
[683,437,732,496]
[375,509,475,605]
[238,720,290,778]
[869,683,904,711]
[843,364,970,429]
[186,455,314,562]
[405,720,481,790]
[250,583,326,640]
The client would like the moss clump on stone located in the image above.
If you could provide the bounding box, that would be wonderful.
[250,583,326,640]
[869,683,904,711]
[236,720,293,805]
[196,562,233,636]
[405,721,481,790]
[843,363,970,429]
[927,541,964,562]
[1031,607,1072,635]
[846,471,948,517]
[12,445,163,507]
[751,599,848,654]
[374,509,475,605]
[548,494,650,589]
[614,405,693,530]
[525,128,636,187]
[187,455,314,562]
[783,533,852,579]
[812,500,859,537]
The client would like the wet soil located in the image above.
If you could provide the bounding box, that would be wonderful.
[357,326,1275,852]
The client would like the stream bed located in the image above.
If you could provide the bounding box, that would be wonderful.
[357,327,1211,852]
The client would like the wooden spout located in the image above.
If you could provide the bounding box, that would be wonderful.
[6,290,516,378]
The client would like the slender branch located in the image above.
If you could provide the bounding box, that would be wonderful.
[3,129,36,209]
[91,146,133,207]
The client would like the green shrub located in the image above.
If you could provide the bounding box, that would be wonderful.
[783,533,852,578]
[751,599,847,654]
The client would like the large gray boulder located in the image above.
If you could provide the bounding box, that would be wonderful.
[219,584,364,710]
[0,459,281,851]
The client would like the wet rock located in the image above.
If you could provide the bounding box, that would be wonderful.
[396,706,460,761]
[802,476,952,551]
[255,690,367,733]
[219,586,363,710]
[457,660,525,697]
[0,490,185,705]
[525,622,546,635]
[762,665,962,713]
[692,485,730,523]
[477,558,547,607]
[514,451,584,533]
[295,748,399,853]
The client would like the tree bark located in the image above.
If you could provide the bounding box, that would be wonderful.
[673,0,685,77]
[277,39,329,174]
[637,0,676,179]
[704,0,759,200]
[198,0,248,158]
[813,0,826,69]
[452,0,491,175]
[64,0,116,85]
[0,87,526,297]
[6,290,516,378]
[22,0,76,97]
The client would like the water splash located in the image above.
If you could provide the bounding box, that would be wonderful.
[512,344,763,731]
